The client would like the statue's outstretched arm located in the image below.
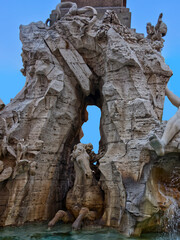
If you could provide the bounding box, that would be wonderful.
[165,87,180,108]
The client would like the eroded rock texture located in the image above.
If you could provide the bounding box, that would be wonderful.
[0,7,179,237]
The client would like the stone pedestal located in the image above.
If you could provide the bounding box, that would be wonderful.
[61,0,125,8]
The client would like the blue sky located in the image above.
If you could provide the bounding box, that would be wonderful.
[0,0,180,152]
[81,106,101,153]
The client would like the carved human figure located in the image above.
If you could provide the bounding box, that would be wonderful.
[48,143,104,230]
[149,87,180,156]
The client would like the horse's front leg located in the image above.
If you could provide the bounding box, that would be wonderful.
[72,207,89,230]
[48,210,74,228]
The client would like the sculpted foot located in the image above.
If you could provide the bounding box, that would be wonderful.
[149,134,165,156]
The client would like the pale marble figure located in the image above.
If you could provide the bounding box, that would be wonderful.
[149,87,180,156]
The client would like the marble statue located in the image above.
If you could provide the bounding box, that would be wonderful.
[48,143,104,230]
[146,13,167,51]
[150,87,180,156]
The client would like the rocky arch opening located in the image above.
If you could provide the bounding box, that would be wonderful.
[76,89,105,182]
[45,64,106,219]
[47,89,105,224]
[80,105,101,154]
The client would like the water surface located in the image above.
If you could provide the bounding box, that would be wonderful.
[0,223,179,240]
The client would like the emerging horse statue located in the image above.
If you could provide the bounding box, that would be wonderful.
[48,143,104,230]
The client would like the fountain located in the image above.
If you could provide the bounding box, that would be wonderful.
[0,0,180,238]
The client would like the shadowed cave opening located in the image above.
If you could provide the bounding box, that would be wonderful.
[80,105,101,154]
[50,90,104,218]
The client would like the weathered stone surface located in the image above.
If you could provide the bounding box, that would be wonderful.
[0,161,3,173]
[0,4,179,237]
[0,167,12,182]
[58,47,92,96]
[0,99,5,111]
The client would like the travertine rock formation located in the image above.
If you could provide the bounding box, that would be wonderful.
[0,3,179,237]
